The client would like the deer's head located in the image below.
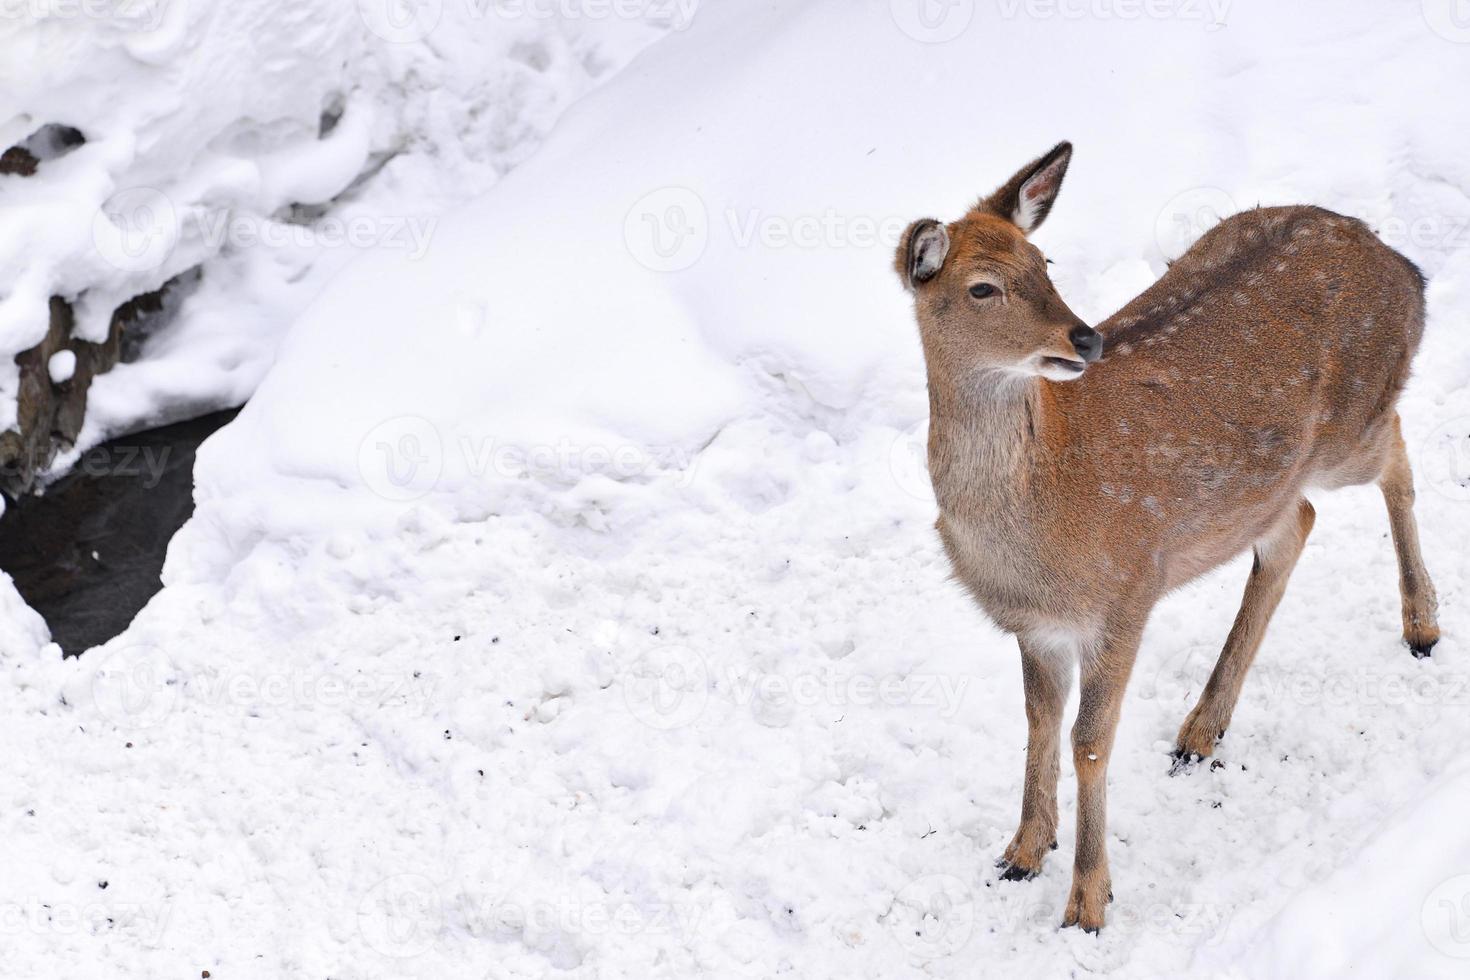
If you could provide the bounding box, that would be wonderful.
[895,141,1101,382]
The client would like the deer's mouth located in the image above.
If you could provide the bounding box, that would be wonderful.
[1040,356,1086,377]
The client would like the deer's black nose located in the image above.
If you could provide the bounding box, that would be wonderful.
[1070,325,1103,363]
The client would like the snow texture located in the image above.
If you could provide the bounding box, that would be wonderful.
[4,0,1470,977]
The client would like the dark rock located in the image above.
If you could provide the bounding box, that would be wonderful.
[1,274,197,495]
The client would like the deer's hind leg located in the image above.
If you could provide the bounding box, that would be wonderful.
[1172,497,1315,769]
[1379,413,1440,657]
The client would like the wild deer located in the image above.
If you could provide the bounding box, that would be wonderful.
[894,142,1440,932]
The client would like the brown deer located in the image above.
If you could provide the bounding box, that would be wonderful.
[894,142,1440,932]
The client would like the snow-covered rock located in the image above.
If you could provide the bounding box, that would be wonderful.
[0,0,677,483]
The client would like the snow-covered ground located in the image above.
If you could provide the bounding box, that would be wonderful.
[5,0,1470,976]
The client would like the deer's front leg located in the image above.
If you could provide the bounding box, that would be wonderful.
[1062,624,1143,932]
[998,639,1071,881]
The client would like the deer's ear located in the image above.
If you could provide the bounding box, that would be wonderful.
[981,141,1073,235]
[895,219,949,291]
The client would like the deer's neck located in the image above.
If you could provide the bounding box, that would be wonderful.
[926,367,1055,520]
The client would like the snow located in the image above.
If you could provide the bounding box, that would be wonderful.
[0,0,675,457]
[47,348,76,385]
[4,0,1470,976]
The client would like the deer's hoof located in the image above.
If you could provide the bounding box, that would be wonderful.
[998,831,1055,881]
[997,861,1039,882]
[1409,639,1436,660]
[1061,884,1110,933]
[1168,748,1203,776]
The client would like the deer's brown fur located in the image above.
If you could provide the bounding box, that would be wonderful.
[895,142,1440,932]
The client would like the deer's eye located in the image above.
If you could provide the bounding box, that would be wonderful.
[968,283,999,299]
